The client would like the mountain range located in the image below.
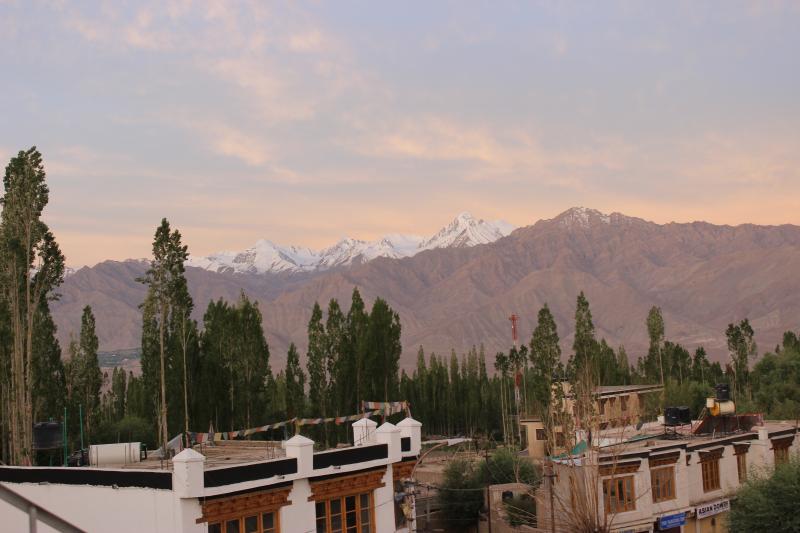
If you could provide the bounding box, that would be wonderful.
[50,207,800,371]
[185,212,513,274]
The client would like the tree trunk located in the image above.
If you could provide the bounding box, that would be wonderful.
[182,326,189,436]
[159,303,168,455]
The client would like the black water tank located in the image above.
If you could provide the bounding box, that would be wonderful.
[664,407,681,426]
[678,406,692,424]
[715,383,730,401]
[32,421,63,450]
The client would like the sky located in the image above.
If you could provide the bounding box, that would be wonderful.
[1,1,799,267]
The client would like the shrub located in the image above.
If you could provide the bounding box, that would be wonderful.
[729,457,800,533]
[438,458,483,529]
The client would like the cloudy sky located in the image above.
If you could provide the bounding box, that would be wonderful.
[1,1,798,266]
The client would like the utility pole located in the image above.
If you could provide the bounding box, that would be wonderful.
[545,459,556,533]
[484,444,492,533]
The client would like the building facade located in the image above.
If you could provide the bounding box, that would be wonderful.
[521,384,662,459]
[535,422,798,533]
[0,417,422,533]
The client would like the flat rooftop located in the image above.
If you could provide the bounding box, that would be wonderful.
[593,419,797,457]
[119,440,287,471]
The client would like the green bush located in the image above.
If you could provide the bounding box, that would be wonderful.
[479,447,540,486]
[729,457,800,533]
[438,458,483,529]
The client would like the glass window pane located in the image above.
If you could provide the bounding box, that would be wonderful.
[346,495,356,512]
[362,526,370,533]
[331,514,342,533]
[361,509,370,524]
[209,524,222,533]
[316,501,327,518]
[263,513,274,529]
[360,493,370,509]
[226,519,240,533]
[331,499,341,514]
[346,511,356,527]
[316,518,327,533]
[244,515,258,533]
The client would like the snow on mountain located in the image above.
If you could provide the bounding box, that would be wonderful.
[419,212,514,250]
[187,213,514,275]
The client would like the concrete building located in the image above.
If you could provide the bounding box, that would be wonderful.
[0,417,422,533]
[534,419,799,533]
[521,384,663,459]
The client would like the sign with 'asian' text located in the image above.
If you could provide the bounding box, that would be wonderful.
[696,499,730,519]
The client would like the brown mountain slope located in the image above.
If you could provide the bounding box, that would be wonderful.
[51,208,800,370]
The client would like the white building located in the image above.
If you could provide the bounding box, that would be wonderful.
[0,417,422,533]
[536,420,798,533]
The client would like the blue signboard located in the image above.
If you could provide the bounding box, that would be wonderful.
[659,512,686,529]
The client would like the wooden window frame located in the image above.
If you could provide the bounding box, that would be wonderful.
[736,452,747,482]
[603,475,636,514]
[315,491,375,533]
[199,486,290,531]
[208,512,279,533]
[772,436,793,466]
[701,457,720,492]
[650,466,676,502]
[734,444,749,483]
[774,446,789,465]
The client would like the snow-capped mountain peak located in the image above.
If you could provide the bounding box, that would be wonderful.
[187,212,515,275]
[420,212,513,250]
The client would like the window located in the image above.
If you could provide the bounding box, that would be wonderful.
[734,445,748,483]
[701,457,720,492]
[536,429,546,441]
[315,491,374,533]
[771,436,794,466]
[201,487,288,533]
[775,446,789,465]
[736,452,747,482]
[603,476,636,514]
[650,466,675,502]
[208,512,277,533]
[620,396,628,412]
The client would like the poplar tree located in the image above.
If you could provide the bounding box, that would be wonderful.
[285,343,305,419]
[569,292,597,380]
[0,147,64,465]
[529,304,561,414]
[340,288,367,412]
[138,218,188,453]
[76,306,102,441]
[726,319,756,401]
[31,300,65,425]
[646,306,666,384]
[364,297,401,402]
[307,302,328,418]
[233,293,271,429]
[325,299,344,414]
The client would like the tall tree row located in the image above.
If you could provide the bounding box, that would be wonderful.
[0,148,66,465]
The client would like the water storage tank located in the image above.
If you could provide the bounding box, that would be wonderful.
[715,383,730,401]
[664,407,681,426]
[33,421,63,450]
[88,442,142,467]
